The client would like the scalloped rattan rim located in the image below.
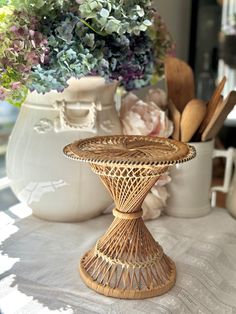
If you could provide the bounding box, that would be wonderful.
[63,135,196,168]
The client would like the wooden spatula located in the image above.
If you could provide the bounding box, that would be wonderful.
[198,76,226,136]
[169,99,181,141]
[201,91,236,141]
[165,57,195,113]
[180,99,207,143]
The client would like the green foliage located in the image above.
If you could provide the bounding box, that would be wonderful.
[0,0,9,7]
[79,0,153,35]
[5,85,28,107]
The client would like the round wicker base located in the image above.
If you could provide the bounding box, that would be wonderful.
[80,251,177,299]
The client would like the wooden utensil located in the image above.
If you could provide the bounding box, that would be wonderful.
[165,57,195,113]
[169,99,181,141]
[198,76,226,136]
[180,99,207,143]
[201,91,236,141]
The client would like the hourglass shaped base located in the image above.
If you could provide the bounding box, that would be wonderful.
[63,135,196,299]
[79,214,177,299]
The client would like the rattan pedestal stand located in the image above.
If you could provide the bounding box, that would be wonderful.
[64,135,196,299]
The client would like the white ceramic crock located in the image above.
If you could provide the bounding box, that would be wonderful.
[165,140,234,218]
[6,77,122,222]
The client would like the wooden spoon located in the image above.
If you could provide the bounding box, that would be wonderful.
[169,99,181,141]
[198,76,226,136]
[201,91,236,141]
[165,57,195,113]
[181,99,207,143]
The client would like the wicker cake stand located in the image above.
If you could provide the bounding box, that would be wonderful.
[64,135,196,299]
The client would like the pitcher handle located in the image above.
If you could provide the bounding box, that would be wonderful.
[54,99,102,132]
[211,147,234,207]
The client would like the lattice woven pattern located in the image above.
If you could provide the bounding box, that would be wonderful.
[63,135,195,167]
[64,135,196,299]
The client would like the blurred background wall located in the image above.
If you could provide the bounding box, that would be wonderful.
[153,0,192,61]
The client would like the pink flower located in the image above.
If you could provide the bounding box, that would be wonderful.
[29,30,35,38]
[146,88,168,109]
[120,92,173,137]
[11,82,21,90]
[142,174,171,220]
[0,87,7,101]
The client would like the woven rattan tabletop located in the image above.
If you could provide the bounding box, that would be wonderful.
[64,135,196,167]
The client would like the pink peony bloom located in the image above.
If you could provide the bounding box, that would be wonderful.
[146,88,168,110]
[120,92,173,138]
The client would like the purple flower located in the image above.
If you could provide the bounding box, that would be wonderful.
[10,26,18,33]
[25,51,40,65]
[13,40,25,52]
[10,26,26,37]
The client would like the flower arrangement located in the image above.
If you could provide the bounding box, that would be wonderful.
[0,0,174,106]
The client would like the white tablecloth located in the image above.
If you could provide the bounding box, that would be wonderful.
[1,204,236,314]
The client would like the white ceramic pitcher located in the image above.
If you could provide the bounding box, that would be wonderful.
[165,140,234,218]
[226,149,236,218]
[6,77,122,222]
